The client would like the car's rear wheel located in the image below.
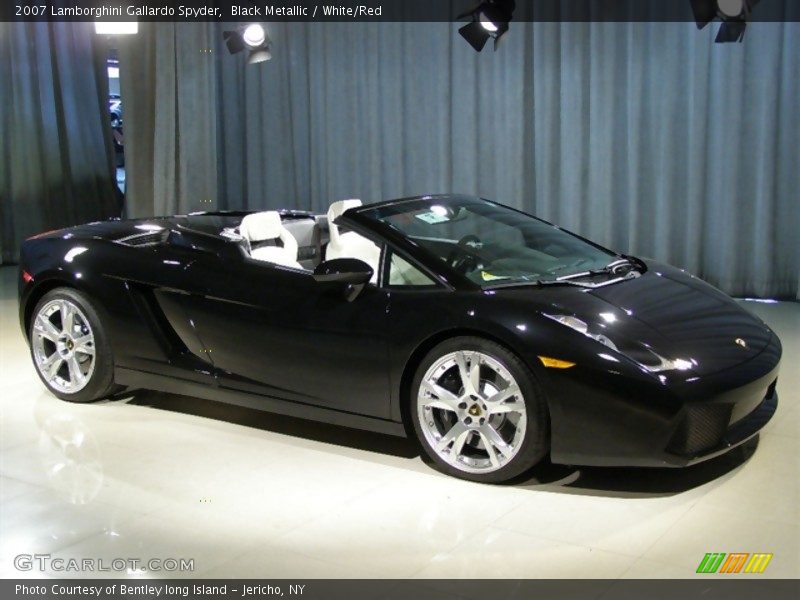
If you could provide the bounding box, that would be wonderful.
[30,288,119,403]
[410,336,548,483]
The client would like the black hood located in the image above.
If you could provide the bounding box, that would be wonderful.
[585,263,772,375]
[497,260,774,376]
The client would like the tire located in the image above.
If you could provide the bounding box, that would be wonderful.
[29,287,120,403]
[410,336,548,483]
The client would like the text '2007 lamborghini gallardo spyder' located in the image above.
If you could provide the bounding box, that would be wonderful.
[18,195,780,482]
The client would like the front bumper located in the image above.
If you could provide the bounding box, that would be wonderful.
[664,383,777,466]
[546,335,781,468]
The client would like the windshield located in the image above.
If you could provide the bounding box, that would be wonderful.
[361,197,620,287]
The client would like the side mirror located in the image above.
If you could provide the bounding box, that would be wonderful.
[313,258,373,301]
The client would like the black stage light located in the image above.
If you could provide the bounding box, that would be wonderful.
[457,0,516,52]
[223,23,272,64]
[689,0,760,43]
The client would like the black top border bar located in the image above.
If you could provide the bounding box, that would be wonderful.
[5,0,800,23]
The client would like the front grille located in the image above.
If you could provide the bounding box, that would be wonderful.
[667,404,733,456]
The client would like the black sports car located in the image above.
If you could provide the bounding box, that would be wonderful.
[18,195,781,482]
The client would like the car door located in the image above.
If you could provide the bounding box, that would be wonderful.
[180,249,393,419]
[102,227,218,386]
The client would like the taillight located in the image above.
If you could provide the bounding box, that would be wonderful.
[22,271,33,284]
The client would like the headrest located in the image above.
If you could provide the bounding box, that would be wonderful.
[327,199,362,223]
[239,211,283,242]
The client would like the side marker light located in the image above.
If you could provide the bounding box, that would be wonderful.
[538,356,576,369]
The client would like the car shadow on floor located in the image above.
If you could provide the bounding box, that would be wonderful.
[512,437,759,498]
[120,389,759,498]
[121,389,419,459]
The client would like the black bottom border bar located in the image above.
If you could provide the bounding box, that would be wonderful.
[4,579,800,600]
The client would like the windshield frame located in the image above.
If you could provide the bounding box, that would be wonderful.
[351,195,628,291]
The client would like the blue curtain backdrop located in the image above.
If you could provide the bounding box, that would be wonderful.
[0,22,120,263]
[121,22,800,299]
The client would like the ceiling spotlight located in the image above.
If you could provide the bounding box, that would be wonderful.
[247,48,272,65]
[689,0,760,43]
[242,23,266,47]
[479,15,499,32]
[223,23,272,64]
[94,22,138,35]
[457,0,516,52]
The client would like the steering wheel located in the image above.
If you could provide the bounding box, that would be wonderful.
[446,235,484,274]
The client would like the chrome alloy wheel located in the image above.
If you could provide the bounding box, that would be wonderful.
[32,299,96,394]
[417,351,527,474]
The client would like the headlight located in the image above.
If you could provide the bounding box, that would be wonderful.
[617,343,694,373]
[640,355,693,373]
[542,314,618,352]
[542,313,693,373]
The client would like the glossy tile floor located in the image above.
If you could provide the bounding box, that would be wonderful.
[1,266,797,580]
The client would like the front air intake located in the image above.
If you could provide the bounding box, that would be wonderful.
[667,404,733,456]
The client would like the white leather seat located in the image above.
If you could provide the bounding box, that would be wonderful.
[239,211,302,269]
[326,199,380,283]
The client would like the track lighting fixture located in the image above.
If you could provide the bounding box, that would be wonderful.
[457,0,516,52]
[689,0,761,43]
[223,23,272,64]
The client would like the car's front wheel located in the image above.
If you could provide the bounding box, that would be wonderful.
[410,336,549,483]
[29,288,119,403]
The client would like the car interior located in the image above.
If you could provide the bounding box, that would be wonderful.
[201,197,624,289]
[238,211,303,269]
[231,200,436,287]
[233,200,380,278]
